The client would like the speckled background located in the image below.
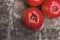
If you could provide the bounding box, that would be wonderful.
[0,0,60,40]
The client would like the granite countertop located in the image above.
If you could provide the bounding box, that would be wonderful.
[0,0,60,40]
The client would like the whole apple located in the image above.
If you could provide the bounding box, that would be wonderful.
[25,0,44,6]
[21,7,44,30]
[41,0,60,18]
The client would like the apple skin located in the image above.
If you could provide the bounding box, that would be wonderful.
[25,0,44,6]
[21,7,44,30]
[41,0,60,18]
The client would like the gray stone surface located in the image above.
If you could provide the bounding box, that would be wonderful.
[0,0,60,40]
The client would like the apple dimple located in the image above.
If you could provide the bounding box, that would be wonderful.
[50,1,60,14]
[30,15,37,23]
[31,15,37,21]
[29,11,39,23]
[52,6,58,12]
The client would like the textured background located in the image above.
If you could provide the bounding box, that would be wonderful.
[0,0,60,40]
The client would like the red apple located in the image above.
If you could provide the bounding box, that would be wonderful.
[21,7,44,30]
[25,0,44,6]
[41,0,60,18]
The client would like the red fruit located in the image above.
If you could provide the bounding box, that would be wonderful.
[21,7,44,30]
[41,0,60,18]
[25,0,44,6]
